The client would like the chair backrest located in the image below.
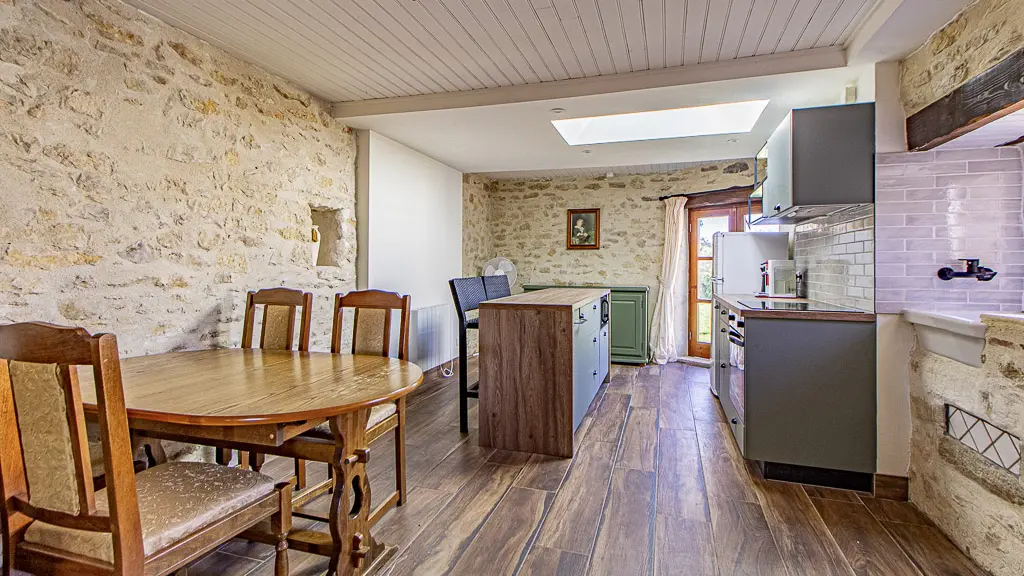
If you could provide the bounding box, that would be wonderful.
[241,287,313,352]
[330,290,411,360]
[0,323,144,573]
[449,277,487,325]
[482,275,511,300]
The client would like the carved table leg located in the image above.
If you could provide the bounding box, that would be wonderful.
[325,409,394,576]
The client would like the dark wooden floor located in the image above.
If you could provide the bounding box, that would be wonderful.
[183,361,987,576]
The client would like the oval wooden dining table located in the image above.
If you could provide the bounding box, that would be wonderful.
[78,348,424,576]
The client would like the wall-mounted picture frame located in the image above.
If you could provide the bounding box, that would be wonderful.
[566,208,600,250]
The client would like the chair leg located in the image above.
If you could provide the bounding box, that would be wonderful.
[238,450,250,470]
[326,464,334,494]
[272,482,292,576]
[215,447,232,466]
[294,458,306,490]
[250,452,265,473]
[458,327,469,433]
[395,397,407,506]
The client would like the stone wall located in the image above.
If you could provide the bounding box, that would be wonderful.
[462,174,494,277]
[0,0,357,357]
[908,315,1024,576]
[901,0,1024,116]
[484,160,759,313]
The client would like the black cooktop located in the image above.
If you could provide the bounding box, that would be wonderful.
[738,299,864,313]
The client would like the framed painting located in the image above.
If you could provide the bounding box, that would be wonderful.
[566,208,600,250]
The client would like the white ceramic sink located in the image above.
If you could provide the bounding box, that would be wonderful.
[901,309,987,367]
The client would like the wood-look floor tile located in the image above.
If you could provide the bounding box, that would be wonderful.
[518,545,589,576]
[616,406,658,472]
[802,485,870,503]
[488,449,533,467]
[573,413,595,453]
[657,427,710,521]
[883,521,987,576]
[632,378,660,409]
[184,551,262,576]
[860,497,934,526]
[387,463,520,575]
[709,497,788,576]
[586,393,630,443]
[372,487,452,550]
[515,453,573,492]
[247,547,329,576]
[606,369,636,394]
[695,421,758,503]
[810,498,921,576]
[535,441,617,554]
[659,375,695,430]
[754,480,855,576]
[655,515,718,576]
[589,468,656,576]
[450,487,550,576]
[688,379,726,423]
[415,440,495,493]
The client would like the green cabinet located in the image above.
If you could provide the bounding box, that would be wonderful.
[523,285,649,364]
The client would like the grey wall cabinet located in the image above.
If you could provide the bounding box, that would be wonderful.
[523,285,648,364]
[759,103,875,224]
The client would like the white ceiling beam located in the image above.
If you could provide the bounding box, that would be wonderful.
[332,46,847,118]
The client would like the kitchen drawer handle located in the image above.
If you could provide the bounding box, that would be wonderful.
[774,204,781,212]
[720,363,727,369]
[721,309,728,315]
[721,328,726,333]
[592,370,598,376]
[731,418,738,425]
[593,337,598,343]
[728,335,744,347]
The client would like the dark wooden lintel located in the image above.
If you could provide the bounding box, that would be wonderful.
[907,46,1024,151]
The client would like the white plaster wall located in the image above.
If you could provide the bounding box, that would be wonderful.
[360,131,463,309]
[874,61,913,476]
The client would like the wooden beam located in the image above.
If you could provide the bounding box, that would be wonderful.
[333,47,846,118]
[907,46,1024,150]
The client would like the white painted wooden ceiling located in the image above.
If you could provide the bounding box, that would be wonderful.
[125,0,875,102]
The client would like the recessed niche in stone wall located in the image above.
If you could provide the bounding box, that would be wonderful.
[311,207,344,267]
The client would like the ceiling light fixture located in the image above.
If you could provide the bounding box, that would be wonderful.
[551,100,770,146]
[550,107,565,115]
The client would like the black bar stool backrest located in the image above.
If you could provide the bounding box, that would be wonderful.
[482,275,511,300]
[449,277,487,327]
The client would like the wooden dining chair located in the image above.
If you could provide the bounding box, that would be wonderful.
[0,322,292,576]
[225,286,314,471]
[293,289,411,524]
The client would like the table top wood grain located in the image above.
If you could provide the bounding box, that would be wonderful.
[480,288,609,311]
[77,349,423,426]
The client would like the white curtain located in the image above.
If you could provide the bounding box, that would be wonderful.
[649,197,688,364]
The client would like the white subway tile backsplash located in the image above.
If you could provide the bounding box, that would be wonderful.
[905,162,968,176]
[935,149,1003,161]
[968,159,1023,173]
[874,147,1024,314]
[793,205,873,311]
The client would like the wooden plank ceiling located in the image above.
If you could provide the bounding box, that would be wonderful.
[126,0,873,102]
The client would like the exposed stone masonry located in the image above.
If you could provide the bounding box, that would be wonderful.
[909,314,1024,576]
[900,0,1024,116]
[0,0,357,356]
[462,174,494,277]
[479,161,760,319]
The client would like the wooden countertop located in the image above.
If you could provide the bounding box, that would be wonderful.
[715,294,876,322]
[480,288,610,310]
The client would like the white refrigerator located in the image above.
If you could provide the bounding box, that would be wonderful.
[711,232,791,296]
[709,232,790,397]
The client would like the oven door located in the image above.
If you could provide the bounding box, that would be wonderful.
[721,326,746,455]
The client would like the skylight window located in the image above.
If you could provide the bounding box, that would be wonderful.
[551,100,770,146]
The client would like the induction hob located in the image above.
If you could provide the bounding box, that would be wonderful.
[738,299,864,313]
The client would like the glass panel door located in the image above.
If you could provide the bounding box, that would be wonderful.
[688,208,733,358]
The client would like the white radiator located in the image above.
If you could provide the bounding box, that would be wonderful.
[408,303,457,371]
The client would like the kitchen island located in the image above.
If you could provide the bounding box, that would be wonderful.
[479,288,610,457]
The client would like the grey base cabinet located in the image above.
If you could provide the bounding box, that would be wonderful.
[523,285,648,364]
[720,316,877,474]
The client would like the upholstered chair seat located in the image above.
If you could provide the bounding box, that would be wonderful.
[306,403,397,438]
[24,462,275,564]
